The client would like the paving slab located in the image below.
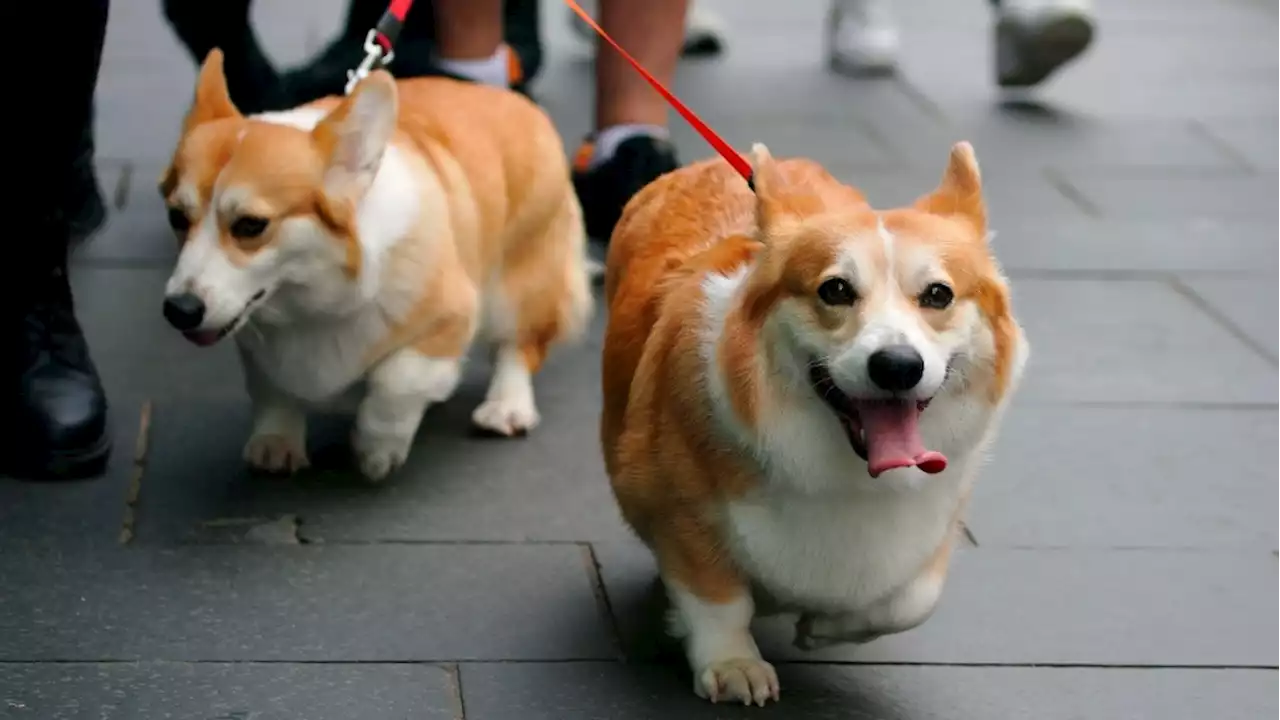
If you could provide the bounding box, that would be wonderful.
[1010,278,1277,404]
[974,404,1279,550]
[827,165,1090,218]
[70,267,243,403]
[1055,169,1278,221]
[883,111,1243,172]
[984,218,1280,273]
[1179,275,1280,360]
[129,387,625,546]
[0,544,613,662]
[592,540,1277,666]
[1195,117,1280,171]
[0,662,457,720]
[459,662,1278,720]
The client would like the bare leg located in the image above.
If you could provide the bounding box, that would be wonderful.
[432,0,503,59]
[595,0,689,129]
[572,0,688,244]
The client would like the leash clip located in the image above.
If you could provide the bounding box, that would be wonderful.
[345,29,396,95]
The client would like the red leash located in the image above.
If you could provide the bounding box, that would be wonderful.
[562,0,754,190]
[346,0,755,190]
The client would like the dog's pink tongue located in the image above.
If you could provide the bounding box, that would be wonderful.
[855,401,948,478]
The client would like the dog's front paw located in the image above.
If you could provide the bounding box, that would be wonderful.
[695,658,780,706]
[471,396,540,437]
[351,431,411,483]
[244,433,310,475]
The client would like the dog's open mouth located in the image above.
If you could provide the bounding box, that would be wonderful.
[182,290,266,347]
[808,364,948,478]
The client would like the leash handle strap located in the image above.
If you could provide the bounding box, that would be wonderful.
[374,0,415,52]
[347,0,416,94]
[562,0,755,189]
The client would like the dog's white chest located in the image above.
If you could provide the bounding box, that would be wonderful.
[722,475,962,614]
[238,314,386,405]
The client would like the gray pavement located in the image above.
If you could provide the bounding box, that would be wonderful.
[2,0,1277,717]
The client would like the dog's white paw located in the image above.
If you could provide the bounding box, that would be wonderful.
[694,658,780,706]
[351,432,411,483]
[244,433,310,475]
[471,395,540,437]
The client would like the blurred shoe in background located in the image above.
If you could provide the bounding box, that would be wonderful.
[993,0,1095,88]
[827,0,900,75]
[826,0,1096,88]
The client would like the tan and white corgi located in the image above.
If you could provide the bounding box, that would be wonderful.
[160,51,591,481]
[600,142,1027,705]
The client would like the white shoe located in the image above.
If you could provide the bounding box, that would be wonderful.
[826,0,900,76]
[568,0,726,57]
[994,0,1096,88]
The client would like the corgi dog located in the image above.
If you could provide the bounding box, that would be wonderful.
[159,51,591,482]
[600,142,1027,705]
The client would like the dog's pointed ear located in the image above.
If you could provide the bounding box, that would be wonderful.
[749,143,789,234]
[311,70,398,202]
[914,141,985,233]
[183,49,241,133]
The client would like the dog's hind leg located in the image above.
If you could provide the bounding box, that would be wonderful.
[472,192,593,437]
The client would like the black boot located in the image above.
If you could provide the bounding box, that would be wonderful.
[3,252,111,480]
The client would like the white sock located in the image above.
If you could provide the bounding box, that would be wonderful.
[436,45,510,88]
[589,124,668,169]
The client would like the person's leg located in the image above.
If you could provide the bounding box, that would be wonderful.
[572,0,688,243]
[431,0,521,89]
[568,0,726,58]
[3,0,113,479]
[991,0,1096,89]
[162,0,287,113]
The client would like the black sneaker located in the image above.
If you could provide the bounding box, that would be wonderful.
[2,259,111,480]
[571,134,680,244]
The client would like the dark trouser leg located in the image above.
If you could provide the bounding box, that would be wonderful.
[3,0,113,480]
[29,0,110,252]
[162,0,288,113]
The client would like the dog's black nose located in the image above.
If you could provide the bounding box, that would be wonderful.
[163,293,206,331]
[868,344,925,392]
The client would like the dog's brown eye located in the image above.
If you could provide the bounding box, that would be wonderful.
[230,216,269,240]
[920,282,954,310]
[817,277,858,306]
[167,207,190,232]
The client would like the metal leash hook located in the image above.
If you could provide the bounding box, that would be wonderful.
[346,29,396,95]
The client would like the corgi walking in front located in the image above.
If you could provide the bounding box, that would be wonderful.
[160,51,591,481]
[600,142,1028,705]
